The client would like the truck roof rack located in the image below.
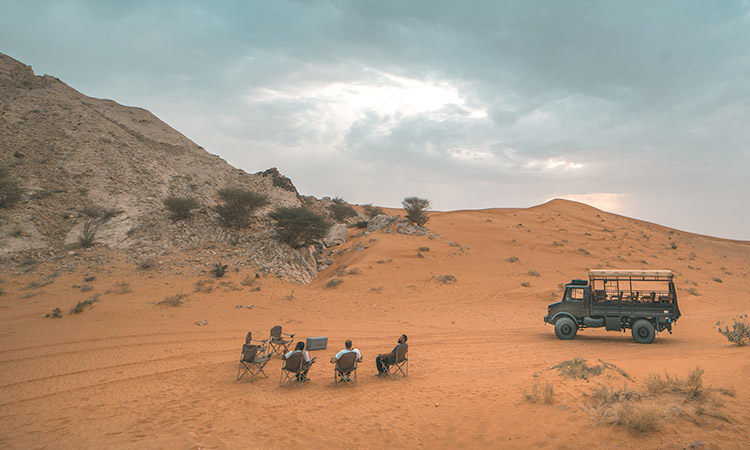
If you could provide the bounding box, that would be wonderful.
[589,269,673,280]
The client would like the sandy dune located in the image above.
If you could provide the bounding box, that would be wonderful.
[1,200,748,449]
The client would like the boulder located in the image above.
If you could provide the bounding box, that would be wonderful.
[323,223,348,247]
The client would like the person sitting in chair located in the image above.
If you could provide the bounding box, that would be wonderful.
[375,334,407,377]
[283,341,316,381]
[331,339,362,381]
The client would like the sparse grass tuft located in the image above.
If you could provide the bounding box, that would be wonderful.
[195,279,215,293]
[711,277,723,283]
[506,256,519,263]
[524,381,554,405]
[212,263,228,278]
[106,281,132,295]
[78,221,98,248]
[527,270,541,277]
[521,281,531,287]
[418,247,430,252]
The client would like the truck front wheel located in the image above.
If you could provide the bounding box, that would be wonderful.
[554,317,577,340]
[632,319,655,344]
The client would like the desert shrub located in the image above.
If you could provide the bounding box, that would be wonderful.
[436,275,457,284]
[611,403,661,433]
[328,198,358,222]
[363,203,384,218]
[215,188,269,228]
[326,278,343,288]
[269,207,330,248]
[45,307,63,318]
[402,196,431,227]
[670,242,678,250]
[241,275,258,286]
[0,167,22,208]
[78,221,98,248]
[80,284,93,292]
[716,315,750,346]
[138,259,155,270]
[528,270,541,277]
[351,221,368,229]
[711,277,723,283]
[521,281,531,287]
[70,294,100,314]
[163,196,199,221]
[159,293,187,307]
[506,256,519,263]
[347,267,362,275]
[418,247,430,252]
[212,263,228,278]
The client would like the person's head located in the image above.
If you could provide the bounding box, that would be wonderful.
[345,339,352,349]
[295,341,305,351]
[399,334,407,344]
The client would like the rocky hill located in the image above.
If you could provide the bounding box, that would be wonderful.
[0,52,363,282]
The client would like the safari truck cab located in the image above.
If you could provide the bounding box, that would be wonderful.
[544,270,681,344]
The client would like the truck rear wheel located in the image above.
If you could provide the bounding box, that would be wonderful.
[632,319,655,344]
[554,317,577,340]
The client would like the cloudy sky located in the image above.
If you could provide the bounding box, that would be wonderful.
[3,1,749,239]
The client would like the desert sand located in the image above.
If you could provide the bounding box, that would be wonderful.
[1,200,748,449]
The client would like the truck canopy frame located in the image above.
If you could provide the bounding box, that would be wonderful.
[588,270,674,304]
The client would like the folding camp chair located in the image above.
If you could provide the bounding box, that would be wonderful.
[384,345,408,380]
[237,344,270,383]
[268,325,295,356]
[333,351,359,387]
[245,331,269,355]
[279,352,316,389]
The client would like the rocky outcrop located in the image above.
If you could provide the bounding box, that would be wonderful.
[367,214,397,232]
[0,52,328,283]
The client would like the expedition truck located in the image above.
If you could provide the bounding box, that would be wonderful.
[544,270,681,344]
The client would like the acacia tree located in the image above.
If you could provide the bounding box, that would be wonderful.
[215,188,269,228]
[402,196,431,227]
[269,207,330,248]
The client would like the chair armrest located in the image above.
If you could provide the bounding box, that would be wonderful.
[282,332,295,338]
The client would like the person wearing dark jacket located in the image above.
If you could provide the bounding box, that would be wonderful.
[375,334,407,376]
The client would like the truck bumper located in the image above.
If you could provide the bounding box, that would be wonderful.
[543,315,550,324]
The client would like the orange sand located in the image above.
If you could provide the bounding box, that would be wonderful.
[1,200,748,449]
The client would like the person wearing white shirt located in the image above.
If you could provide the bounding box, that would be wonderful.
[331,339,362,381]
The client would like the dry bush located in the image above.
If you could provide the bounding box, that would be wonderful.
[70,294,100,314]
[711,277,723,283]
[212,263,228,278]
[326,278,343,288]
[241,275,258,286]
[80,284,93,292]
[527,270,541,277]
[163,196,199,221]
[418,247,430,252]
[346,267,362,275]
[521,281,531,287]
[363,203,384,218]
[159,293,187,307]
[436,275,457,284]
[715,315,750,346]
[553,358,605,380]
[506,256,519,263]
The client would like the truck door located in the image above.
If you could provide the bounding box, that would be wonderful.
[563,286,588,319]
